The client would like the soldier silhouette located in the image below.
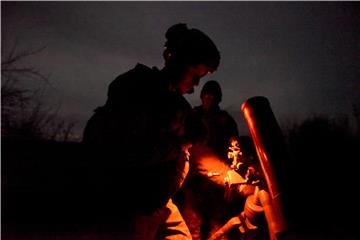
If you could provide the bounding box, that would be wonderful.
[82,23,221,239]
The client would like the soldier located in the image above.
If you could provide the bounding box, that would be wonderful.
[177,80,241,240]
[82,23,220,239]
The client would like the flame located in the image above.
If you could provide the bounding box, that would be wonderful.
[227,138,242,168]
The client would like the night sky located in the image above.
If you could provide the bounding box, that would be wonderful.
[2,1,360,140]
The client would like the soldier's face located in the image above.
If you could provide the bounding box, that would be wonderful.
[201,93,216,110]
[178,64,211,95]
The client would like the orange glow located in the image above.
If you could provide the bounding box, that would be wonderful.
[243,107,255,132]
[197,154,232,186]
[182,143,192,161]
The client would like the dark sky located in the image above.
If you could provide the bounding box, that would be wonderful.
[2,1,360,139]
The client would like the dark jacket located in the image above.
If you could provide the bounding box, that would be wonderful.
[193,105,239,162]
[83,63,204,215]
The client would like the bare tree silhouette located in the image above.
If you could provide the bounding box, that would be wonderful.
[1,39,76,141]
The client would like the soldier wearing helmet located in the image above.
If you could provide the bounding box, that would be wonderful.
[176,80,240,240]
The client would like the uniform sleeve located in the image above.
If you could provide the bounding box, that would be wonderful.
[156,199,192,240]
